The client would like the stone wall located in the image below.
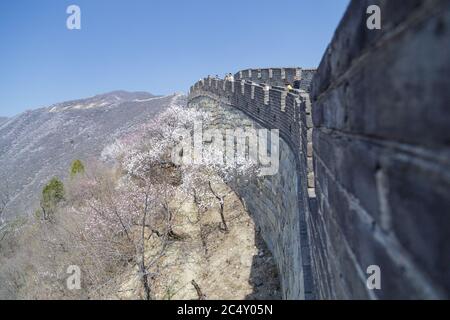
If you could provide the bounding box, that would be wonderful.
[310,0,450,299]
[188,0,450,299]
[189,69,317,299]
[188,95,307,299]
[234,68,316,90]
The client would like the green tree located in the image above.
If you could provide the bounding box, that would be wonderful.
[40,178,65,220]
[70,160,85,178]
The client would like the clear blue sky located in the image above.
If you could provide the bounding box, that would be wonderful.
[0,0,349,117]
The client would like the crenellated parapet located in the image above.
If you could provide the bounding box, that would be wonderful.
[234,67,316,90]
[189,68,317,299]
[189,70,318,206]
[189,75,315,178]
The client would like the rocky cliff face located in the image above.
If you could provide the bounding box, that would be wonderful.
[0,91,186,220]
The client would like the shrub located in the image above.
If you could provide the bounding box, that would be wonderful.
[40,178,65,220]
[70,160,85,178]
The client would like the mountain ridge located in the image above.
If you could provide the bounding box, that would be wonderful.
[47,90,159,113]
[0,90,186,220]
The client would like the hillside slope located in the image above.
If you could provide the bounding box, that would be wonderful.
[0,91,185,219]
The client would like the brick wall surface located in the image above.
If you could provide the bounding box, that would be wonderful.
[188,0,450,299]
[188,96,308,299]
[311,0,450,299]
[190,71,317,299]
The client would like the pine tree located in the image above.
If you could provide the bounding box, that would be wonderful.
[70,159,85,178]
[40,178,65,220]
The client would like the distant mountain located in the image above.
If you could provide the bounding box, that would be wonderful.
[0,91,186,219]
[0,117,7,125]
[47,90,159,112]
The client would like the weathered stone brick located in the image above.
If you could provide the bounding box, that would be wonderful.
[383,155,450,294]
[188,0,449,300]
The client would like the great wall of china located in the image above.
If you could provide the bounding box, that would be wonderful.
[188,0,450,299]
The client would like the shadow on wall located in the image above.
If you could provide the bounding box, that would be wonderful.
[245,225,281,300]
